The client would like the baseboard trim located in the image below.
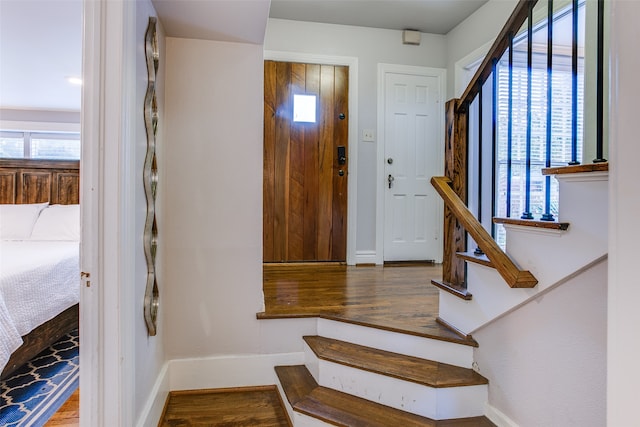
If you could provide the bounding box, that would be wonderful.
[168,352,305,391]
[136,362,169,427]
[485,403,519,427]
[355,250,381,265]
[139,352,305,426]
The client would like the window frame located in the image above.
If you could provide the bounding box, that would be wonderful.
[0,130,81,160]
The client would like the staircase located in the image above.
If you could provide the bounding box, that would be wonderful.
[270,0,609,424]
[274,318,493,426]
[270,163,607,426]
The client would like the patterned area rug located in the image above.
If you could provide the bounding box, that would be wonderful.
[0,330,79,427]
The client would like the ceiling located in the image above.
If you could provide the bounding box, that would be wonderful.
[0,0,83,112]
[268,0,488,35]
[0,0,488,112]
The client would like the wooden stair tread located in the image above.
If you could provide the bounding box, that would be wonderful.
[304,336,488,388]
[258,312,479,348]
[456,251,493,268]
[493,217,569,230]
[541,162,608,175]
[431,279,473,300]
[276,365,494,427]
[275,365,317,406]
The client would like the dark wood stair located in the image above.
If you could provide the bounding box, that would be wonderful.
[303,335,487,388]
[275,365,495,427]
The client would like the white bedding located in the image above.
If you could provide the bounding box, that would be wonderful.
[0,241,80,372]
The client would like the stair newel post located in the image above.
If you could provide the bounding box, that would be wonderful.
[443,99,468,288]
[542,0,556,221]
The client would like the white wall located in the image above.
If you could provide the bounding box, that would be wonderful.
[162,37,306,360]
[133,0,166,424]
[445,0,518,99]
[264,19,447,257]
[608,1,640,424]
[474,260,607,426]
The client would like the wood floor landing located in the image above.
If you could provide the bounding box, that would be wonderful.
[159,386,292,426]
[259,264,475,346]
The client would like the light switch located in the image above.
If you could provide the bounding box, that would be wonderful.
[362,129,375,142]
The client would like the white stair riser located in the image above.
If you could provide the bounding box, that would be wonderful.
[305,343,487,420]
[292,412,333,427]
[276,375,333,427]
[317,318,474,368]
[275,381,297,425]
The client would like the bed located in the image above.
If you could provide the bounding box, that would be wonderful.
[0,159,80,379]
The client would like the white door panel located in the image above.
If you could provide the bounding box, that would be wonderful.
[383,73,441,261]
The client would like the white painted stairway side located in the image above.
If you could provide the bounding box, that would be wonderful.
[438,171,608,335]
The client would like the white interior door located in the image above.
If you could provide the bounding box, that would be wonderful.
[383,72,441,262]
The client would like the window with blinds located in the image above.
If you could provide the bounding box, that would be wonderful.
[493,27,585,246]
[0,131,80,160]
[495,55,584,219]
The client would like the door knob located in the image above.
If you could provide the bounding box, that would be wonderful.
[388,174,395,188]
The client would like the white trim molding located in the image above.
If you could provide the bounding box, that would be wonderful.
[355,250,377,265]
[263,50,359,265]
[136,363,170,427]
[376,64,446,265]
[80,0,137,425]
[485,403,520,427]
[168,352,305,391]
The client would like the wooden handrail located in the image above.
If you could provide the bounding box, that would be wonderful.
[458,0,537,110]
[431,176,538,288]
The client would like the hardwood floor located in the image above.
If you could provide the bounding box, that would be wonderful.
[47,264,460,425]
[259,263,474,346]
[159,386,291,426]
[45,388,79,426]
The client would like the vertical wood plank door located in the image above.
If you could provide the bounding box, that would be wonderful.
[264,60,349,262]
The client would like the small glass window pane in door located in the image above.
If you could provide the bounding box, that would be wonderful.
[293,94,317,123]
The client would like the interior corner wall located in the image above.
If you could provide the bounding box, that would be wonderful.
[162,37,267,360]
[445,0,518,99]
[133,1,166,423]
[264,18,446,256]
[608,1,640,423]
[473,260,606,426]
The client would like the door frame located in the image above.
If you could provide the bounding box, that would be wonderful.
[263,51,358,265]
[81,0,136,425]
[376,64,446,264]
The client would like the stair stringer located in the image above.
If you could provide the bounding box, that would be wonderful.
[439,171,608,335]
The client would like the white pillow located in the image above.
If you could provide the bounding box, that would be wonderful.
[30,204,80,241]
[0,202,49,240]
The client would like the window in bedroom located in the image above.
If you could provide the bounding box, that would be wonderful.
[0,131,81,160]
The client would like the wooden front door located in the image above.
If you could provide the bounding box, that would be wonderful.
[263,61,349,262]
